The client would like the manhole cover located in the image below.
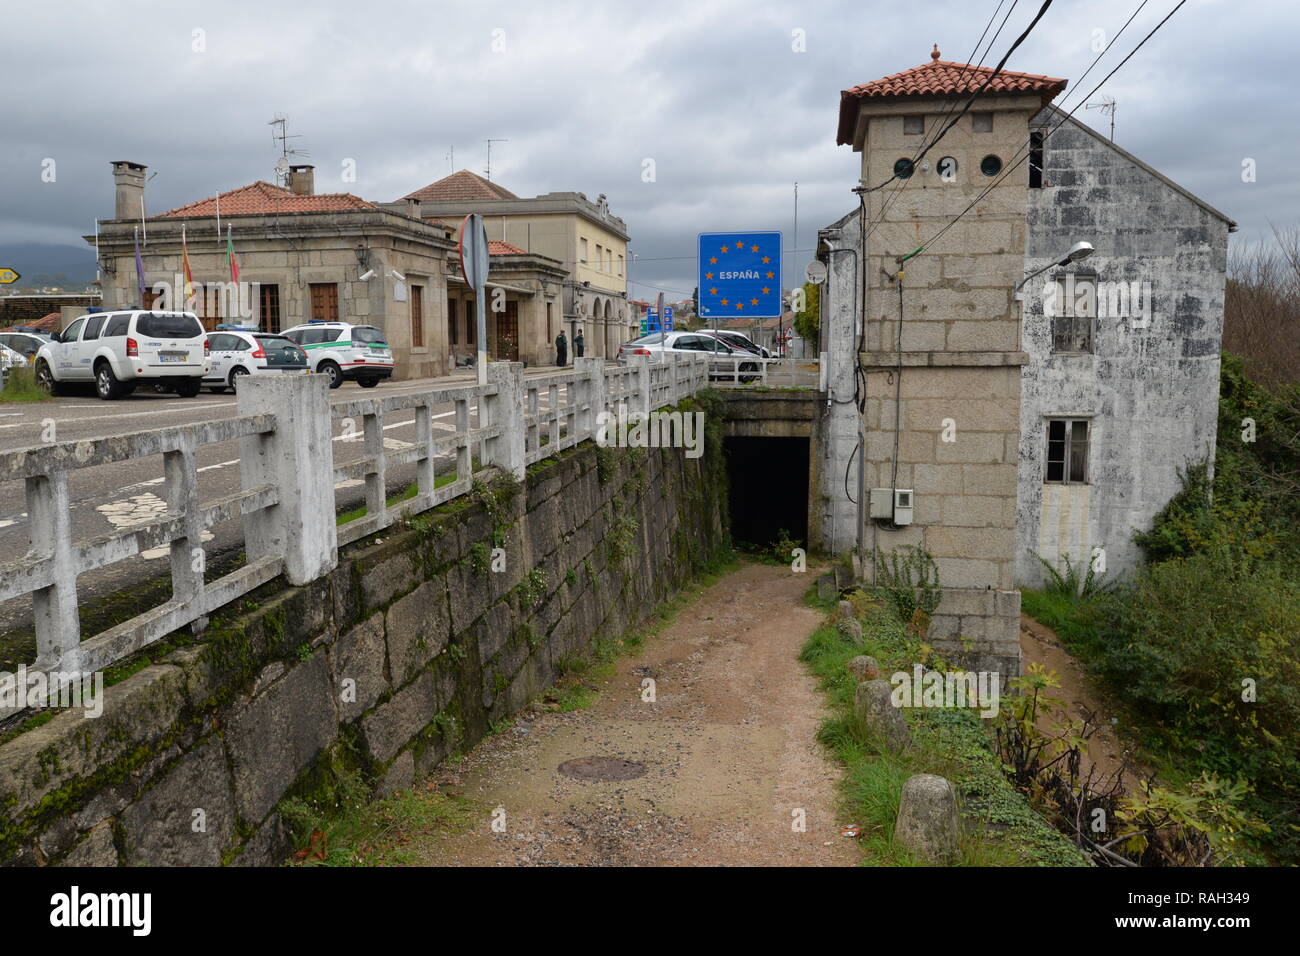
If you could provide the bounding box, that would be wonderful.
[558,756,647,782]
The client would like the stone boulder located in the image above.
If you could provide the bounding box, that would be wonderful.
[846,655,880,682]
[853,679,911,752]
[894,773,960,865]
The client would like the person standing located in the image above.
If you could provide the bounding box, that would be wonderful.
[574,328,585,359]
[555,329,568,367]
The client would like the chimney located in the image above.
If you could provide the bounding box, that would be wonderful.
[112,161,147,220]
[405,197,421,219]
[288,164,315,196]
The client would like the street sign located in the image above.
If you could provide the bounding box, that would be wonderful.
[645,306,673,333]
[805,260,827,285]
[0,268,20,285]
[698,231,782,319]
[459,213,490,384]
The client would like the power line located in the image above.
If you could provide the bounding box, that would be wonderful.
[917,0,1179,256]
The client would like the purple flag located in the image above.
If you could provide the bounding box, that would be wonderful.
[134,227,146,306]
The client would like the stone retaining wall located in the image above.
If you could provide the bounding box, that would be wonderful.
[0,416,728,866]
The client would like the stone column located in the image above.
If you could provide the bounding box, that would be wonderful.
[484,361,526,479]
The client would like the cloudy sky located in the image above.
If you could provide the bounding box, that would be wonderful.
[0,0,1293,297]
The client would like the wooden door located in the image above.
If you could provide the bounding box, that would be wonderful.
[496,300,519,361]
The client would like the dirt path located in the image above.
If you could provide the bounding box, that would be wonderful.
[406,562,857,866]
[1019,614,1148,787]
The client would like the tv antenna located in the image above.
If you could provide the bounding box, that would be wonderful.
[446,144,455,175]
[268,113,311,185]
[484,139,508,180]
[1085,96,1116,141]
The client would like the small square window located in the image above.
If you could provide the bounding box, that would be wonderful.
[1045,418,1089,484]
[972,112,993,132]
[903,115,924,135]
[1050,274,1097,353]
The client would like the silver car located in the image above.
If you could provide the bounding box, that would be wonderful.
[616,331,760,381]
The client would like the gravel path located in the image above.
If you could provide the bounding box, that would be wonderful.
[407,562,857,866]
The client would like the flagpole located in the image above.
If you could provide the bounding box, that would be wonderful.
[215,194,221,247]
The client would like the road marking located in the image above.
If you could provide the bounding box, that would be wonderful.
[96,492,214,559]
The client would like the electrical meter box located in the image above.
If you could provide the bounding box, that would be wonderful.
[869,488,893,520]
[893,489,914,526]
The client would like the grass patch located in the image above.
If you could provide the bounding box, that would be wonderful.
[336,475,455,527]
[800,588,1088,867]
[0,367,52,403]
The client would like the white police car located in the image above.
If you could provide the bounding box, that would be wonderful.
[202,324,309,393]
[280,321,393,389]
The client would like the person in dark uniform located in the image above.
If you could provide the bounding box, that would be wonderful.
[574,329,585,358]
[555,329,568,366]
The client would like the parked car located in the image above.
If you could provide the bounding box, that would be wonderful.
[0,343,29,369]
[280,321,393,388]
[0,328,54,360]
[616,331,760,381]
[34,310,210,400]
[700,329,772,358]
[203,326,309,393]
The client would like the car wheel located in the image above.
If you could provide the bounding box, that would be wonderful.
[358,377,380,388]
[741,361,760,384]
[229,366,250,391]
[174,379,202,398]
[34,361,62,395]
[208,385,229,394]
[318,361,343,389]
[95,362,127,400]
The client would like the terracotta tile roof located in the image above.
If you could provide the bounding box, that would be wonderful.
[837,44,1067,145]
[403,169,519,203]
[156,181,376,218]
[488,240,528,256]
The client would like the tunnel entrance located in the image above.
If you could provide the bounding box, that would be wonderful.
[724,436,810,550]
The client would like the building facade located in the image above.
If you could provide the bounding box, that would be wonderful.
[400,171,635,359]
[820,49,1232,675]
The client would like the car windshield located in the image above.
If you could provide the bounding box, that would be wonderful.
[352,327,388,345]
[629,333,672,346]
[257,336,301,353]
[136,313,202,338]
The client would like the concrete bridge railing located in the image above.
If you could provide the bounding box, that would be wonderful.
[0,353,712,693]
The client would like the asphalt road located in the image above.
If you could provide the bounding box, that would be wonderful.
[0,368,573,654]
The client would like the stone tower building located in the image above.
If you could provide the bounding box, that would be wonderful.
[828,47,1069,676]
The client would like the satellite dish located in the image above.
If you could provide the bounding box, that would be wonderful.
[274,157,289,177]
[805,260,828,285]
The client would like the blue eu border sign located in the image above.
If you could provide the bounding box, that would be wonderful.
[698,231,782,319]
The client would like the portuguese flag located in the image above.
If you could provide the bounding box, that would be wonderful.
[226,224,240,284]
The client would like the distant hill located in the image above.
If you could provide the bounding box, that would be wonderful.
[0,243,97,288]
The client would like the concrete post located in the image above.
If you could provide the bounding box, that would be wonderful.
[485,361,526,480]
[632,353,652,420]
[26,470,80,670]
[575,357,604,441]
[238,374,337,585]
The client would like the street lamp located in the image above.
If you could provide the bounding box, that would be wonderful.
[1013,240,1093,298]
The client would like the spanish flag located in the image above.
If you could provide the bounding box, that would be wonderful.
[181,224,195,305]
[226,224,240,284]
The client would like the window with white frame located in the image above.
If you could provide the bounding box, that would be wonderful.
[579,238,588,264]
[1045,418,1090,484]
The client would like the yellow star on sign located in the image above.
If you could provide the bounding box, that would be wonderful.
[736,303,744,310]
[706,272,714,280]
[766,271,775,279]
[720,299,729,306]
[721,245,729,253]
[761,256,770,264]
[751,244,759,252]
[751,298,759,305]
[762,287,770,294]
[709,257,717,264]
[709,288,717,295]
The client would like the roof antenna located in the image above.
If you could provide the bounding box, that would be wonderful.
[268,113,310,186]
[485,139,508,180]
[1085,96,1116,141]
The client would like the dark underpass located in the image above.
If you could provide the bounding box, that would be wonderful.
[724,436,810,549]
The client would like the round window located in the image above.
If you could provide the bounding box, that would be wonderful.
[937,156,958,181]
[893,158,914,179]
[980,154,1003,177]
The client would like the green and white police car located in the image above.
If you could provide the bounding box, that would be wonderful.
[280,321,393,389]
